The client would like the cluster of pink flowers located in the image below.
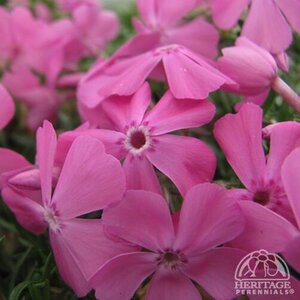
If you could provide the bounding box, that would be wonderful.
[0,0,118,129]
[1,0,300,299]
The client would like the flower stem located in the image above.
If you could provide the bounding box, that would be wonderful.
[272,77,300,113]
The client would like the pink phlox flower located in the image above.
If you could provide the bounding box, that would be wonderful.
[89,183,246,300]
[72,3,119,55]
[62,83,217,196]
[1,120,132,296]
[214,103,300,252]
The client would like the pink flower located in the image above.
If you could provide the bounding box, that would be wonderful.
[133,0,219,58]
[281,148,300,273]
[218,37,300,112]
[63,83,216,195]
[78,41,236,107]
[1,121,131,296]
[3,64,60,130]
[0,84,15,129]
[210,0,300,55]
[214,103,300,252]
[72,4,119,55]
[0,7,53,72]
[89,183,245,300]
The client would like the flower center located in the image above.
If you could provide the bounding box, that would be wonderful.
[157,251,187,270]
[44,207,60,232]
[124,126,151,155]
[253,190,271,205]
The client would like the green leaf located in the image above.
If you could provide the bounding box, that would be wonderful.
[9,281,31,300]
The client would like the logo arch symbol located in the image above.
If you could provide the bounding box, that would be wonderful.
[235,249,290,281]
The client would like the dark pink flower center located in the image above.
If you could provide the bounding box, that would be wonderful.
[158,251,187,270]
[253,190,271,205]
[124,126,151,155]
[130,130,147,149]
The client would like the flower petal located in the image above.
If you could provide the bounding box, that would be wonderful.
[146,267,201,300]
[101,82,151,131]
[165,18,219,59]
[52,219,136,286]
[52,136,125,219]
[103,190,175,252]
[89,252,157,300]
[0,84,15,129]
[174,183,244,254]
[0,148,30,175]
[36,120,57,205]
[282,148,300,228]
[144,91,215,135]
[147,135,216,195]
[267,122,300,185]
[123,155,162,194]
[1,187,46,234]
[242,0,292,54]
[282,234,300,273]
[163,48,229,99]
[57,128,127,163]
[229,201,298,252]
[214,103,266,189]
[277,0,300,33]
[182,248,246,300]
[211,0,250,29]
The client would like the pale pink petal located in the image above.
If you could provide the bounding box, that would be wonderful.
[242,0,292,54]
[123,155,162,194]
[182,248,246,300]
[89,252,157,300]
[54,219,136,283]
[282,234,300,273]
[163,48,229,99]
[276,0,300,32]
[0,148,30,174]
[165,18,219,59]
[1,187,47,234]
[146,268,201,300]
[211,0,250,29]
[214,104,266,189]
[144,91,215,135]
[229,201,298,252]
[174,183,244,254]
[36,121,57,205]
[102,190,175,252]
[267,122,300,183]
[50,230,90,297]
[147,135,216,195]
[52,136,125,219]
[101,82,151,131]
[282,148,300,227]
[0,85,15,129]
[56,128,126,164]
